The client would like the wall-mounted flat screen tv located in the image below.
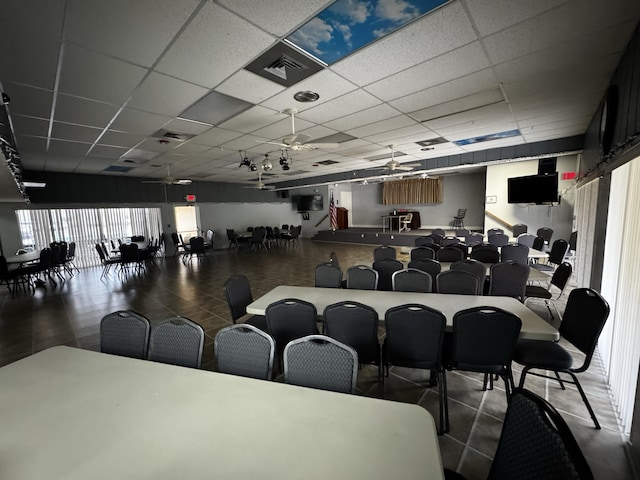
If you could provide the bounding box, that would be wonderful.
[294,194,324,211]
[507,173,559,204]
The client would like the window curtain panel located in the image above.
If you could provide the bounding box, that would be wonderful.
[574,178,600,288]
[382,177,443,205]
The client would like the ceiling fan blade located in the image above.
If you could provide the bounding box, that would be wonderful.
[283,133,312,145]
[173,179,192,185]
[303,142,340,150]
[141,180,165,184]
[256,140,290,147]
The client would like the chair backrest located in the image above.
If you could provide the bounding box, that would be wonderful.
[410,246,435,261]
[265,298,318,354]
[536,227,554,243]
[206,229,214,244]
[488,389,594,480]
[314,262,343,288]
[226,229,237,242]
[436,246,464,263]
[324,301,380,364]
[470,245,500,264]
[214,324,275,380]
[95,243,106,262]
[530,236,544,252]
[488,233,510,247]
[550,262,573,293]
[487,228,504,236]
[148,317,205,368]
[100,310,150,359]
[432,228,446,236]
[67,241,76,259]
[345,265,378,290]
[455,228,470,237]
[392,268,433,293]
[441,236,461,246]
[549,239,569,264]
[224,275,254,322]
[568,231,577,251]
[559,288,610,369]
[414,236,434,247]
[284,335,358,394]
[456,209,467,218]
[119,243,139,263]
[427,233,444,245]
[517,233,537,248]
[511,223,528,237]
[464,232,484,246]
[436,270,479,295]
[50,243,61,265]
[500,243,529,265]
[0,255,9,277]
[407,258,441,285]
[451,307,522,373]
[488,261,529,300]
[251,227,266,241]
[384,304,446,370]
[402,212,413,223]
[450,259,486,295]
[372,258,404,291]
[373,245,396,262]
[189,236,205,253]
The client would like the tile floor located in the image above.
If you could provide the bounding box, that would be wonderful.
[0,239,633,479]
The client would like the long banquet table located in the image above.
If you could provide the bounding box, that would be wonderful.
[247,285,559,341]
[0,346,444,480]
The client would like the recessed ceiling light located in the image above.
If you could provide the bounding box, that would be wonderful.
[294,90,319,102]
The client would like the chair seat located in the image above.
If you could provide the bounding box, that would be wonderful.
[532,263,554,272]
[244,314,268,332]
[525,285,553,299]
[514,339,573,370]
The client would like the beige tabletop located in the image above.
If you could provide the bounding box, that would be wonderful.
[248,285,559,341]
[0,346,444,480]
[5,250,40,265]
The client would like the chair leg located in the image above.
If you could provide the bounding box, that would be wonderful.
[554,370,566,389]
[440,369,449,434]
[568,371,600,429]
[517,367,530,388]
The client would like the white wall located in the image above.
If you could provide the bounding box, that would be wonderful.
[484,156,577,240]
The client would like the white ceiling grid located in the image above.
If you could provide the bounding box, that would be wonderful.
[0,0,638,188]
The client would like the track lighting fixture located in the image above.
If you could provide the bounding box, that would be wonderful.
[279,149,291,171]
[238,150,251,168]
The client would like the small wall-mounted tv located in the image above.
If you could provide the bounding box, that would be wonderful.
[294,194,324,211]
[507,173,559,204]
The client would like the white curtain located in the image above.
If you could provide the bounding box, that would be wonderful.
[600,158,640,435]
[15,207,162,268]
[574,178,600,288]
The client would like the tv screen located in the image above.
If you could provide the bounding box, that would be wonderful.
[295,194,324,211]
[507,173,558,204]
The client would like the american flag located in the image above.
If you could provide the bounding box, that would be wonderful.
[330,191,338,230]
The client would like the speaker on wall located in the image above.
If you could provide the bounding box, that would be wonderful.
[538,157,557,175]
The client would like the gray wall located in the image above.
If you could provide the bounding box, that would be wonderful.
[351,171,486,230]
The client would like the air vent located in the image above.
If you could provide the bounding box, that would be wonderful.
[152,129,196,142]
[120,157,149,166]
[315,160,339,165]
[416,138,448,147]
[245,42,324,87]
[104,165,133,173]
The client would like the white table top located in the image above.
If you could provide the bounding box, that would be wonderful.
[248,286,559,341]
[0,346,444,480]
[5,250,40,265]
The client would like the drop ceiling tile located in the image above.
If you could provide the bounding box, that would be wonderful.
[54,94,120,128]
[191,128,244,147]
[164,118,212,135]
[259,69,357,112]
[251,116,315,141]
[47,139,91,158]
[219,135,274,152]
[365,42,490,102]
[51,122,102,143]
[323,104,400,132]
[216,70,286,105]
[135,137,181,153]
[344,115,417,138]
[89,144,129,159]
[11,115,50,138]
[219,0,331,37]
[390,69,499,114]
[128,72,209,117]
[59,45,148,105]
[4,84,53,119]
[465,0,567,37]
[297,89,381,124]
[217,106,281,133]
[156,2,275,88]
[44,154,85,172]
[15,136,48,156]
[74,158,118,173]
[422,102,513,130]
[98,130,146,148]
[363,124,433,144]
[110,108,172,135]
[172,142,211,155]
[65,0,199,67]
[331,2,477,86]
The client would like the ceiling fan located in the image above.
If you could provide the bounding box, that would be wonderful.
[141,164,192,185]
[370,145,422,172]
[244,172,276,190]
[258,108,340,152]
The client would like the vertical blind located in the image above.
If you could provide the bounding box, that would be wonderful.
[15,207,162,268]
[599,157,640,435]
[382,177,443,205]
[574,178,600,288]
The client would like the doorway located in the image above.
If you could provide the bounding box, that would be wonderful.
[174,205,199,243]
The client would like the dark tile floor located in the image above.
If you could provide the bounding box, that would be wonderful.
[0,240,633,479]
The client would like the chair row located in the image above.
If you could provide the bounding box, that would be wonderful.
[100,312,204,368]
[376,242,533,265]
